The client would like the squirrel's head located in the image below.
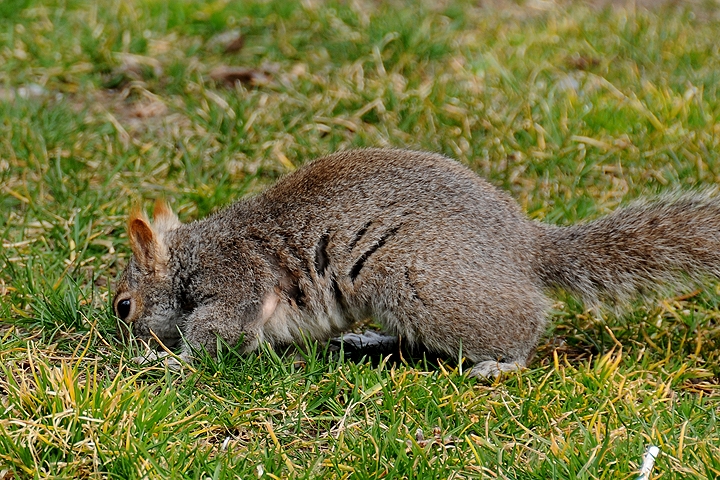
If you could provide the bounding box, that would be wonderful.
[114,200,184,348]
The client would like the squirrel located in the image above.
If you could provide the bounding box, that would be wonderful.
[113,148,720,377]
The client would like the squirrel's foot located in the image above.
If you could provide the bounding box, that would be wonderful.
[132,350,187,371]
[332,330,399,350]
[469,360,524,379]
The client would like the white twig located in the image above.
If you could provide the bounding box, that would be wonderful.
[637,445,660,480]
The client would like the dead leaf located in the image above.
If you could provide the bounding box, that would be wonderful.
[209,66,272,87]
[566,54,601,71]
[208,29,246,54]
[224,34,245,54]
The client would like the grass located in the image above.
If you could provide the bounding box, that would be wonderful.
[1,0,720,477]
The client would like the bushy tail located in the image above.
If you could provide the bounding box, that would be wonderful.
[536,191,720,306]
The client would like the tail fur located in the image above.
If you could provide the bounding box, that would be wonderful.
[536,190,720,306]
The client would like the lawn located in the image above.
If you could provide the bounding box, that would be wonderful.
[1,0,720,478]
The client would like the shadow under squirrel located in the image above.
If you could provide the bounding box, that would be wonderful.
[113,148,720,377]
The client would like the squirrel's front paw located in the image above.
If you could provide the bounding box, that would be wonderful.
[468,360,524,379]
[132,350,188,371]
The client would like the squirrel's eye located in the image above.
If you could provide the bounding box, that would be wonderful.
[116,299,132,320]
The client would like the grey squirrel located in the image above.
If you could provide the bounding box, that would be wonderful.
[113,148,720,377]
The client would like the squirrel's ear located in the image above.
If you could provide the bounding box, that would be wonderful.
[129,206,167,274]
[153,199,181,234]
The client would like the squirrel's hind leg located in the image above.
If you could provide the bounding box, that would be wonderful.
[468,359,525,379]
